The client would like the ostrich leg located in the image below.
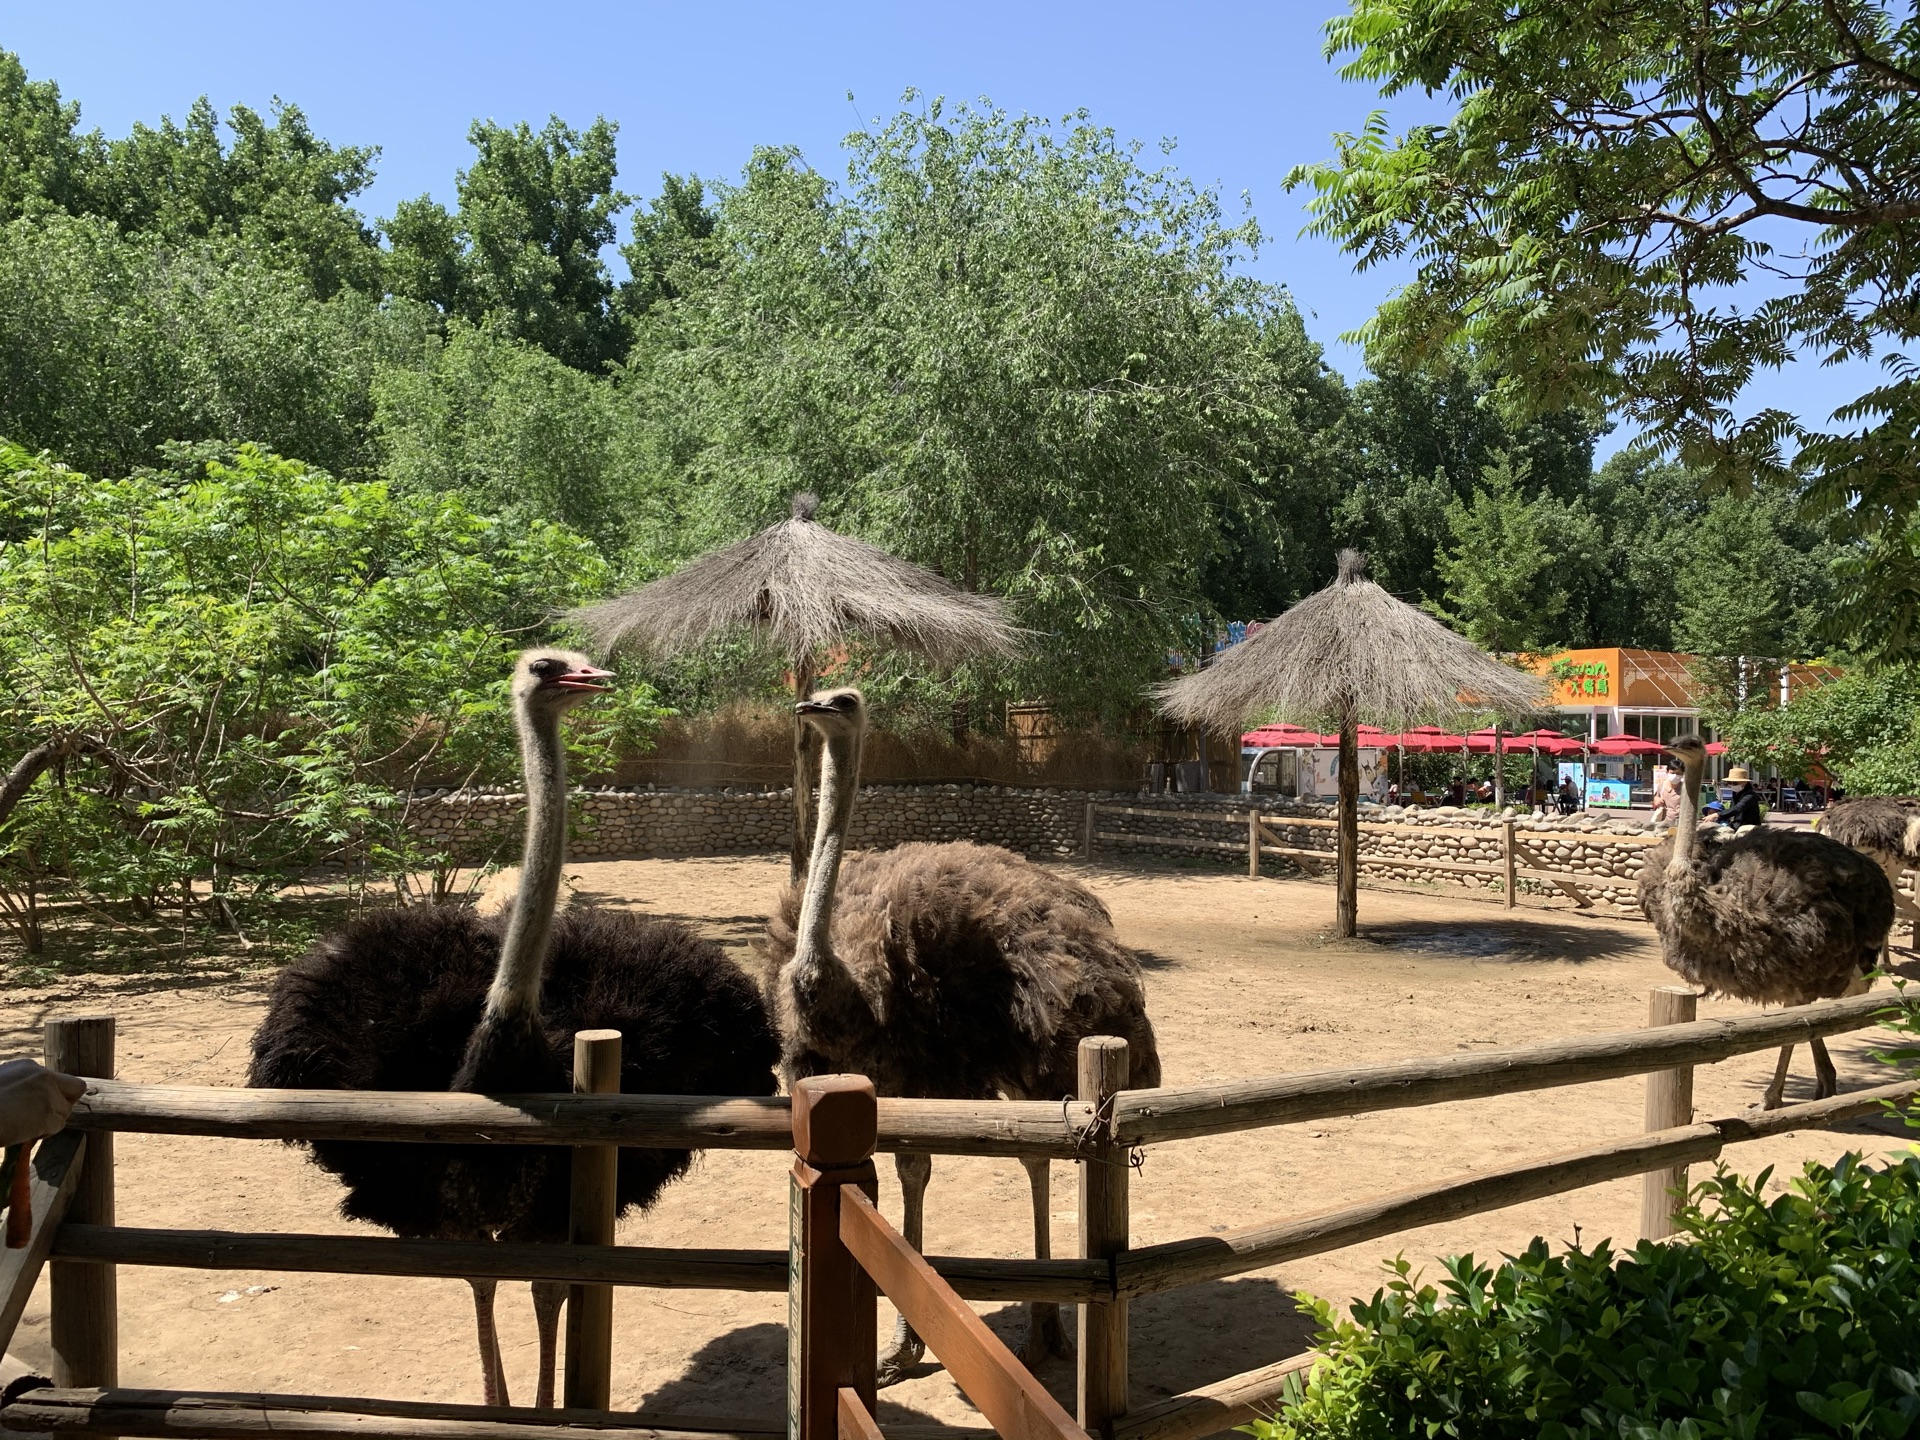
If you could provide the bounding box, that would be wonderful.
[877,1152,932,1386]
[1809,1036,1840,1100]
[1762,1044,1795,1110]
[469,1279,511,1407]
[531,1280,567,1408]
[1017,1155,1071,1367]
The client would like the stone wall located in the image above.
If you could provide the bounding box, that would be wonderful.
[1091,796,1661,909]
[403,783,1123,862]
[404,786,1661,911]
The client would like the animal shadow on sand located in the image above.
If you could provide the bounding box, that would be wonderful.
[1339,918,1639,965]
[636,1280,1313,1425]
[563,884,770,963]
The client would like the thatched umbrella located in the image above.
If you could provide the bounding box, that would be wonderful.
[1157,550,1548,936]
[571,493,1018,877]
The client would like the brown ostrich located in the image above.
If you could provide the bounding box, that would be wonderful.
[1638,735,1894,1108]
[249,651,779,1406]
[1821,796,1920,953]
[763,688,1160,1384]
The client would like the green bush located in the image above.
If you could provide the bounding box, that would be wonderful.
[0,439,663,957]
[1248,1155,1920,1439]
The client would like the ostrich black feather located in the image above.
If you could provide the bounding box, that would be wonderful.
[248,903,779,1245]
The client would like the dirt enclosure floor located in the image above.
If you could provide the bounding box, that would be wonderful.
[4,856,1913,1434]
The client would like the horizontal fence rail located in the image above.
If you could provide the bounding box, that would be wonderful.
[70,1083,1096,1160]
[1113,989,1909,1144]
[1114,1075,1920,1298]
[48,1227,1110,1304]
[12,989,1916,1440]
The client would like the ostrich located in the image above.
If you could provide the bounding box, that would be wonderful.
[1821,796,1920,953]
[250,650,779,1406]
[763,688,1161,1383]
[1638,735,1894,1108]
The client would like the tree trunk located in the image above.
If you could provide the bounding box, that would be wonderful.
[790,655,817,885]
[1336,707,1359,938]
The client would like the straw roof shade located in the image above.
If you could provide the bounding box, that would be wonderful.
[571,492,1015,669]
[571,492,1019,876]
[1158,550,1549,936]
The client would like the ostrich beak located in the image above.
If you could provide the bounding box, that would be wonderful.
[553,664,614,693]
[795,699,834,716]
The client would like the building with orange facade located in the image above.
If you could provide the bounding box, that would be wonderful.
[1527,648,1840,792]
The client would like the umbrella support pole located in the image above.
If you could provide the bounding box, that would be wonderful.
[1336,715,1359,938]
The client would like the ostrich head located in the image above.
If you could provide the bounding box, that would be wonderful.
[513,648,613,717]
[1664,734,1707,775]
[795,687,867,741]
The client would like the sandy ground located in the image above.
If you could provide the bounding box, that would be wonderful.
[3,856,1911,1433]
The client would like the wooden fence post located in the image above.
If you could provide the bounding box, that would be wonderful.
[1078,1036,1131,1438]
[1640,986,1698,1241]
[46,1014,116,1391]
[1247,811,1260,879]
[1084,803,1096,860]
[1502,819,1517,910]
[789,1075,878,1440]
[564,1030,621,1410]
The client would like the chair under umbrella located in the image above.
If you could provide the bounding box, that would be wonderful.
[1157,550,1548,936]
[572,493,1018,877]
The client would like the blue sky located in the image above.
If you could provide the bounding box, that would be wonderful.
[1,1,1875,459]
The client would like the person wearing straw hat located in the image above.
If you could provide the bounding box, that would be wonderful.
[1722,765,1765,830]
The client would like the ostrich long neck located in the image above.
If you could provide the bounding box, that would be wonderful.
[1668,758,1702,872]
[486,695,568,1021]
[793,724,862,985]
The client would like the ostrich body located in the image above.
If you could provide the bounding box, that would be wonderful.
[763,688,1161,1383]
[1821,796,1920,949]
[1638,735,1893,1108]
[250,651,779,1406]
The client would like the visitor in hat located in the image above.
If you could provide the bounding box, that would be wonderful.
[1721,765,1765,830]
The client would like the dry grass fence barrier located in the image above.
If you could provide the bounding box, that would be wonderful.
[1083,804,1657,912]
[3,992,1916,1440]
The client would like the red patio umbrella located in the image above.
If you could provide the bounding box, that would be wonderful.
[1511,728,1583,756]
[1705,741,1728,755]
[1591,734,1666,757]
[1242,723,1326,747]
[1463,727,1504,754]
[1399,725,1466,752]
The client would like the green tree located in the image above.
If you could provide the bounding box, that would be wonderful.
[0,441,659,955]
[373,320,641,557]
[0,52,383,300]
[88,95,383,298]
[0,212,427,478]
[1431,454,1570,652]
[0,50,98,220]
[627,96,1318,721]
[1718,664,1920,794]
[1674,492,1836,660]
[1331,368,1600,602]
[1289,2,1920,652]
[618,173,721,320]
[385,116,630,371]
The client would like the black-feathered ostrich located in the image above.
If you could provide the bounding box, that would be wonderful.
[1639,735,1894,1108]
[763,688,1161,1383]
[250,651,779,1406]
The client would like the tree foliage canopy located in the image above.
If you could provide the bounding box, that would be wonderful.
[1289,1,1919,654]
[0,440,660,953]
[626,97,1334,718]
[385,116,631,371]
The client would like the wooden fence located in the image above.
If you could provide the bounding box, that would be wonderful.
[1083,804,1656,911]
[3,990,1916,1440]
